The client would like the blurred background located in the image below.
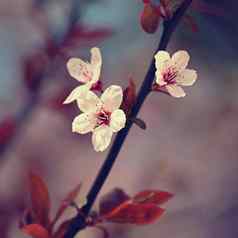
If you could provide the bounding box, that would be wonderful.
[0,0,238,237]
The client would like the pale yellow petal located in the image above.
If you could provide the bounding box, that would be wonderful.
[92,125,113,152]
[90,47,102,66]
[166,84,186,98]
[176,69,197,86]
[172,51,190,71]
[155,71,166,86]
[110,109,126,132]
[101,85,123,112]
[63,85,89,104]
[67,58,93,83]
[90,47,102,84]
[154,51,171,71]
[76,90,102,113]
[72,113,97,134]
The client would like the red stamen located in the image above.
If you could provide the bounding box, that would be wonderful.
[97,110,111,126]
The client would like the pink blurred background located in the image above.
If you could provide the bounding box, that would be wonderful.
[0,0,238,237]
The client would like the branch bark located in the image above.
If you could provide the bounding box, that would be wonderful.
[64,0,193,237]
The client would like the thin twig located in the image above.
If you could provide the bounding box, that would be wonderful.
[64,0,193,237]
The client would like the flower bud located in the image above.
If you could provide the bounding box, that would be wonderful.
[140,3,160,34]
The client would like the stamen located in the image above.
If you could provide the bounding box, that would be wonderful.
[163,66,177,84]
[97,110,111,126]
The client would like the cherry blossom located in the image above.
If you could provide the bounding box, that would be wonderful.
[154,50,197,97]
[72,85,126,152]
[63,47,102,104]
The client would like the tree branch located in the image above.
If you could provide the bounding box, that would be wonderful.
[64,0,193,237]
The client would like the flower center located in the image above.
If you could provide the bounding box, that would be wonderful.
[163,67,177,84]
[97,110,111,126]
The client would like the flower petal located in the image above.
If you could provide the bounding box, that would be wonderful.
[72,113,97,134]
[101,85,123,112]
[76,90,102,113]
[166,84,186,98]
[176,69,197,86]
[154,51,170,71]
[91,47,102,66]
[171,51,190,71]
[110,109,126,132]
[67,58,93,83]
[92,125,113,152]
[90,47,102,84]
[63,85,90,104]
[155,71,166,86]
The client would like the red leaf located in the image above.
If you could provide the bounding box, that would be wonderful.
[0,117,16,147]
[93,225,109,238]
[140,3,161,34]
[53,219,73,238]
[102,201,165,225]
[183,14,199,33]
[51,183,81,226]
[62,25,113,48]
[19,208,36,228]
[133,190,173,205]
[99,188,131,216]
[192,0,225,16]
[22,224,50,238]
[22,51,48,92]
[29,173,50,227]
[47,87,73,111]
[121,79,136,116]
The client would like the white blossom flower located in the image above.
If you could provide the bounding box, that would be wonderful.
[63,47,102,104]
[72,85,126,152]
[154,50,197,98]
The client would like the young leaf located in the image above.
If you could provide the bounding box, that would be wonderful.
[121,79,136,116]
[53,219,74,238]
[183,14,199,33]
[99,188,130,216]
[22,224,50,238]
[62,26,113,49]
[133,190,173,205]
[29,173,50,227]
[192,0,225,16]
[0,116,16,147]
[19,208,36,228]
[131,118,147,130]
[51,183,82,227]
[102,201,165,225]
[22,51,48,92]
[93,225,109,238]
[140,2,161,34]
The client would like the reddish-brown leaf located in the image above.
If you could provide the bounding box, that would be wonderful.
[19,208,36,228]
[102,201,165,225]
[22,224,50,238]
[0,117,16,147]
[121,79,136,116]
[192,0,225,16]
[29,173,50,227]
[133,190,173,205]
[53,219,73,238]
[99,188,130,216]
[92,225,109,238]
[183,15,199,33]
[140,2,161,34]
[62,25,113,48]
[22,51,48,92]
[51,184,81,226]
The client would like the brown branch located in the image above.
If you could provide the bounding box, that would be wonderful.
[64,0,193,237]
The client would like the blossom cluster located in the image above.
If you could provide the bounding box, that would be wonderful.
[64,47,197,152]
[64,48,126,152]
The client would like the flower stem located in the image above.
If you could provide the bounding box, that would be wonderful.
[64,0,193,237]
